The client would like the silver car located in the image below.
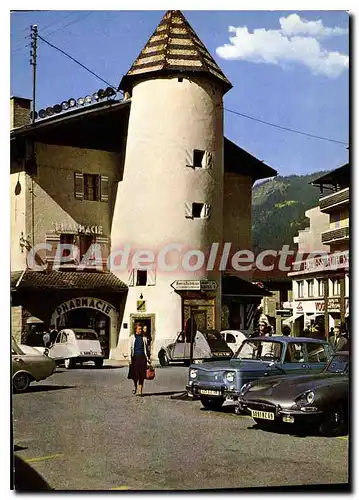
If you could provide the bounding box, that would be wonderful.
[12,338,56,393]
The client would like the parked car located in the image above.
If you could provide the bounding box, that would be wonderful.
[25,332,47,355]
[238,351,349,436]
[186,336,334,410]
[12,337,56,393]
[48,328,104,369]
[158,329,233,366]
[220,330,249,354]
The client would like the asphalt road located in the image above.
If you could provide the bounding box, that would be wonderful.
[12,364,349,491]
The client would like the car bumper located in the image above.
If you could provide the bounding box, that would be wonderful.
[186,383,240,400]
[238,398,323,424]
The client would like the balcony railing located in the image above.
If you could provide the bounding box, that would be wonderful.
[322,226,349,244]
[319,187,349,212]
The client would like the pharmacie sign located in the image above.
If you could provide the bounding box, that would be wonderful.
[53,222,103,235]
[53,297,115,318]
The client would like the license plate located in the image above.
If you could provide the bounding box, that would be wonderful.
[200,389,221,396]
[250,409,275,420]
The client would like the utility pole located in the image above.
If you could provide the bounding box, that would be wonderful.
[30,24,38,123]
[29,25,38,248]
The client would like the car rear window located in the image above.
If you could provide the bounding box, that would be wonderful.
[75,331,98,340]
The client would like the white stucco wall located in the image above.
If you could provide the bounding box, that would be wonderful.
[11,171,27,271]
[111,75,224,359]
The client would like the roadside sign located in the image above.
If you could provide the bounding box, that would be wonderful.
[171,280,218,291]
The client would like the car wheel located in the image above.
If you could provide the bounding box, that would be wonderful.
[200,397,225,410]
[319,405,347,436]
[64,358,75,369]
[94,359,104,369]
[158,351,169,367]
[13,372,31,393]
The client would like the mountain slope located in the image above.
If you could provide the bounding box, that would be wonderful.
[252,171,329,253]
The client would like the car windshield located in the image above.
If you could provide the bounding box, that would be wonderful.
[325,354,349,374]
[234,339,283,361]
[75,331,98,340]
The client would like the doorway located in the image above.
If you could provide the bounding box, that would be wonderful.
[129,314,156,357]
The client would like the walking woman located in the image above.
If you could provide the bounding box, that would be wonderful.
[128,322,151,396]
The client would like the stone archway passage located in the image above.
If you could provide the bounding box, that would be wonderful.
[51,297,118,358]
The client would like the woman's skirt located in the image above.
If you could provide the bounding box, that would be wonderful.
[128,354,147,383]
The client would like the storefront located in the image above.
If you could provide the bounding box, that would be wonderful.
[11,270,127,358]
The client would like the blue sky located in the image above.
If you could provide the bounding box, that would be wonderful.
[10,10,349,176]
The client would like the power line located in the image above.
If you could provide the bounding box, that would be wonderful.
[42,12,93,38]
[224,108,348,146]
[37,34,118,91]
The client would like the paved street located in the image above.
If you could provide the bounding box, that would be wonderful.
[13,364,349,491]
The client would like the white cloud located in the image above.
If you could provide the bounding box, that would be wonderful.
[216,14,349,78]
[279,13,348,37]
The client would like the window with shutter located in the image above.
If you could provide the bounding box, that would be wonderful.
[184,202,192,218]
[203,151,213,169]
[136,270,147,286]
[84,174,100,201]
[147,269,156,286]
[100,175,109,202]
[185,149,194,167]
[128,269,135,287]
[193,149,205,167]
[74,173,84,200]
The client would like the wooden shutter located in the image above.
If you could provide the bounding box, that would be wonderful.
[201,204,212,219]
[74,173,84,200]
[203,151,213,169]
[185,149,193,167]
[184,202,193,218]
[100,175,109,202]
[128,269,135,287]
[147,269,156,286]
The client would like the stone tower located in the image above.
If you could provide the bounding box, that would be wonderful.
[111,10,232,360]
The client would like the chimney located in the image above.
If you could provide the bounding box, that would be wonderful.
[10,96,32,130]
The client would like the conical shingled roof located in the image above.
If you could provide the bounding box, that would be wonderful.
[119,10,232,94]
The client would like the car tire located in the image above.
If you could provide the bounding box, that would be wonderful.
[94,359,104,369]
[158,351,169,367]
[64,358,75,370]
[13,372,31,393]
[200,397,225,410]
[318,405,347,436]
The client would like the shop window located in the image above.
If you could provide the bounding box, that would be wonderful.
[307,279,314,297]
[79,234,96,259]
[297,280,304,298]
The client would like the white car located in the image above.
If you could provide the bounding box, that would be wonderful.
[220,330,250,354]
[48,328,104,369]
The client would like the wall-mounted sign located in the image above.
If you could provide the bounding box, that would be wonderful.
[171,280,217,291]
[53,222,103,235]
[52,297,115,319]
[137,300,146,312]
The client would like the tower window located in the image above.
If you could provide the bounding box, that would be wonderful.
[185,202,212,219]
[193,150,205,167]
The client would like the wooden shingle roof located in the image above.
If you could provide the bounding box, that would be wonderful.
[119,10,232,93]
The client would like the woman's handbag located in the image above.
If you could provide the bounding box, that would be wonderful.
[146,364,155,380]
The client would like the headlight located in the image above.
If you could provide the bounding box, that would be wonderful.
[295,390,315,406]
[225,371,235,383]
[189,369,198,379]
[306,391,315,404]
[240,382,251,395]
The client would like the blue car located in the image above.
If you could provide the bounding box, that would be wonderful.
[186,336,334,410]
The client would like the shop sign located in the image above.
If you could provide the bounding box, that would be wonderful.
[53,222,103,235]
[171,280,217,291]
[53,297,114,319]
